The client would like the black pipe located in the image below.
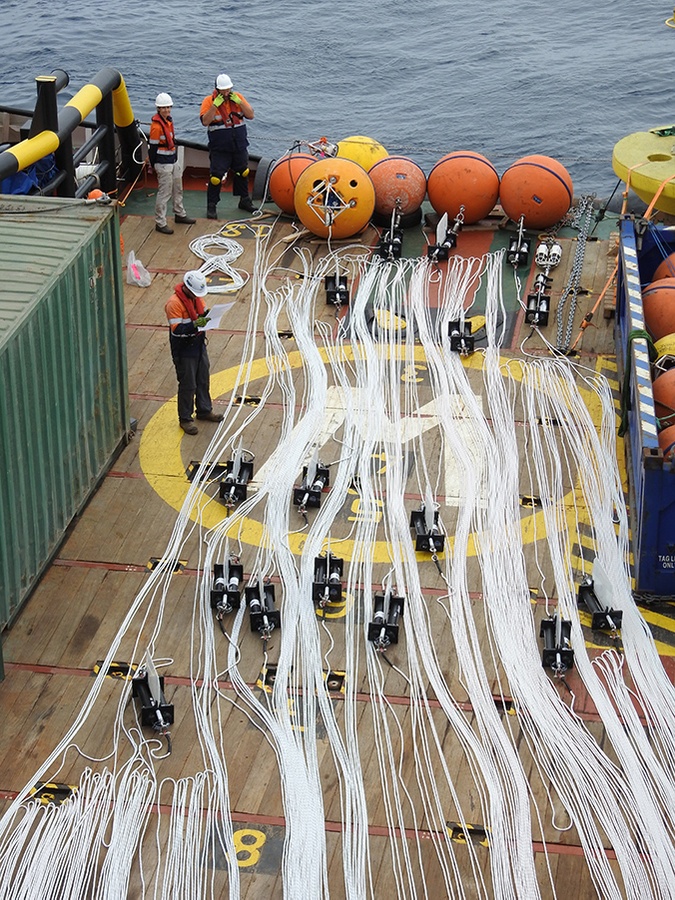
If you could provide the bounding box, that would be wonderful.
[72,126,109,165]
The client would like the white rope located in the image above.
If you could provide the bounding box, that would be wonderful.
[189,232,248,293]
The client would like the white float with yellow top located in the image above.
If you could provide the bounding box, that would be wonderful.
[612,125,675,215]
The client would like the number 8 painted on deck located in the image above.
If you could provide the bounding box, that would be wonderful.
[234,828,266,867]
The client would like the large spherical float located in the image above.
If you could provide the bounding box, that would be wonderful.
[368,155,427,218]
[652,367,675,423]
[642,277,675,341]
[336,135,388,171]
[654,333,675,368]
[268,153,316,215]
[499,154,574,229]
[658,423,675,461]
[427,151,500,225]
[652,252,675,281]
[293,157,375,239]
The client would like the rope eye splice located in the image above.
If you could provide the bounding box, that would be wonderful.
[210,556,244,630]
[218,444,255,509]
[245,577,280,643]
[540,613,574,678]
[507,214,531,269]
[293,455,330,520]
[131,657,174,754]
[367,588,406,653]
[427,206,465,262]
[376,207,404,261]
[312,552,344,610]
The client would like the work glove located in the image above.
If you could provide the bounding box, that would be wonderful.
[195,316,210,328]
[213,94,224,107]
[229,92,242,104]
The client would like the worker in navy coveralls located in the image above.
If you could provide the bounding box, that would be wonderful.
[200,73,255,218]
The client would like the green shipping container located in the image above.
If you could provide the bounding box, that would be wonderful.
[0,195,129,677]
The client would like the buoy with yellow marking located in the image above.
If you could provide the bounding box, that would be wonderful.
[293,157,375,239]
[427,151,500,224]
[268,153,316,215]
[654,333,675,369]
[499,154,573,229]
[612,127,675,216]
[368,155,427,217]
[336,135,388,171]
[642,277,675,341]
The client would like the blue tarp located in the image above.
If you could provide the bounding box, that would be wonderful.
[1,153,58,195]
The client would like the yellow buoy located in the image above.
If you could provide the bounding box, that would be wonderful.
[293,157,375,239]
[612,128,675,215]
[654,333,675,370]
[336,135,388,171]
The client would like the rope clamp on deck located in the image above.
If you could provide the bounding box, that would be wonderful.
[211,558,244,616]
[368,589,405,652]
[312,553,344,608]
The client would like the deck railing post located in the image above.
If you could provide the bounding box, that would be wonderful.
[29,75,59,138]
[96,90,116,194]
[54,132,76,197]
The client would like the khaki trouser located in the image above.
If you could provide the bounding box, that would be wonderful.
[155,162,187,226]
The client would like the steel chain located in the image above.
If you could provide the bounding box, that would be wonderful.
[555,195,595,351]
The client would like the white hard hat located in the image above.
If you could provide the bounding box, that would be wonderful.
[215,73,233,91]
[183,270,208,297]
[155,92,173,107]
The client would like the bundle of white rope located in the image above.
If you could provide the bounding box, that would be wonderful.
[189,232,248,293]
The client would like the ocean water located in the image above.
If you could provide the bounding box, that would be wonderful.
[0,0,673,198]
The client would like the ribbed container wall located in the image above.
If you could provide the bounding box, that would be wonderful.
[0,196,128,669]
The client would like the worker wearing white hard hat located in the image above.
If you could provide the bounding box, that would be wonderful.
[200,74,255,218]
[149,91,196,234]
[164,270,223,434]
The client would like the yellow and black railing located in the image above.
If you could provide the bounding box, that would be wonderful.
[0,67,143,197]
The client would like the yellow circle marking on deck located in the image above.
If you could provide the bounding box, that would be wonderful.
[139,347,596,563]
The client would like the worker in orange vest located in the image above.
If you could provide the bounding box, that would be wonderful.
[165,270,223,434]
[200,74,255,219]
[149,92,196,234]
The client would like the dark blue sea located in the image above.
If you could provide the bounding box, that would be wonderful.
[1,0,673,199]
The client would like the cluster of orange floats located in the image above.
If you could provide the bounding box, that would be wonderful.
[266,134,574,239]
[641,257,675,456]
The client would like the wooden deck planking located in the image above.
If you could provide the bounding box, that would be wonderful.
[0,209,649,896]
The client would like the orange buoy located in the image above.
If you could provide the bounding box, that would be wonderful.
[87,188,104,200]
[293,157,375,239]
[642,277,675,341]
[653,367,675,423]
[427,151,500,225]
[658,423,675,461]
[499,154,574,229]
[368,155,427,217]
[652,252,675,281]
[268,153,316,215]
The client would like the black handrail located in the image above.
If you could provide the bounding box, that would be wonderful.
[0,68,144,197]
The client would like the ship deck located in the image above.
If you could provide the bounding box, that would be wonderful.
[1,185,675,899]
